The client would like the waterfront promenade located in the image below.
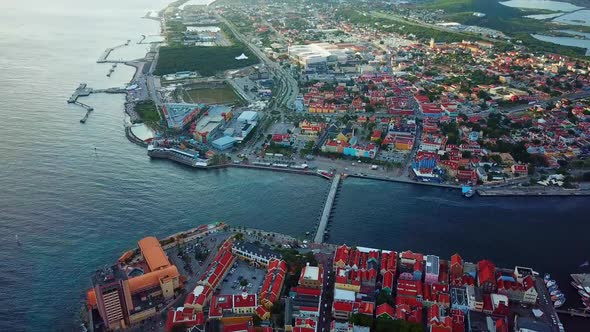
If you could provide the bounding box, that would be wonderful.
[314,174,341,243]
[478,188,590,197]
[145,150,590,198]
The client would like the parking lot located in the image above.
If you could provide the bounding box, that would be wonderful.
[218,259,266,295]
[376,149,409,163]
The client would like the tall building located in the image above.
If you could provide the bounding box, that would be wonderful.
[90,236,181,329]
[92,264,131,330]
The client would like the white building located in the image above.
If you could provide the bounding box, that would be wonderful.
[288,43,351,69]
[237,111,259,124]
[231,242,280,267]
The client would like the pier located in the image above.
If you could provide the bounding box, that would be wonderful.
[555,308,590,318]
[314,174,341,244]
[67,83,92,103]
[67,83,127,123]
[68,83,95,122]
[97,40,131,63]
[79,108,93,123]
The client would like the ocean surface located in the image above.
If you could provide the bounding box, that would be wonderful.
[0,0,590,331]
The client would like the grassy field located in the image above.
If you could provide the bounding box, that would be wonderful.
[182,85,242,105]
[133,100,161,126]
[154,45,258,76]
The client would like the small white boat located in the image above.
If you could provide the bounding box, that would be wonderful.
[554,299,564,308]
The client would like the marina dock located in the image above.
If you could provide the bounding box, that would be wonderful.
[314,174,341,244]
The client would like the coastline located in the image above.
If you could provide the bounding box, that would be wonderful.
[146,150,590,196]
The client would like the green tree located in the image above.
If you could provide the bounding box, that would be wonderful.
[349,313,373,327]
[376,290,394,305]
[170,323,188,332]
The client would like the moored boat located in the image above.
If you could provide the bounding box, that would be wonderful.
[554,299,564,308]
[462,186,474,198]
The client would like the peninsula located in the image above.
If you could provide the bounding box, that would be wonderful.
[83,222,588,332]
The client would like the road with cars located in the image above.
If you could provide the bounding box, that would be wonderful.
[217,14,299,112]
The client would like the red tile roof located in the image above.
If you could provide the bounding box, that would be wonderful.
[477,260,496,288]
[376,303,394,319]
[291,287,321,297]
[259,259,287,306]
[355,301,374,315]
[333,300,354,313]
[165,308,204,332]
[233,293,257,308]
[522,275,535,291]
[383,270,395,290]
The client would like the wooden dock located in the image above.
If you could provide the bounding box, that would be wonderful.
[314,174,341,244]
[555,308,590,318]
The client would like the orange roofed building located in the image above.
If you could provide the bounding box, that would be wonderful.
[256,258,287,320]
[138,236,171,272]
[89,236,181,330]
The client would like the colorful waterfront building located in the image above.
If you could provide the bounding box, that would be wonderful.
[256,258,287,320]
[299,120,326,136]
[477,260,497,293]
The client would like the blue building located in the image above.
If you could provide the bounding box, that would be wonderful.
[211,136,236,150]
[162,103,204,129]
[412,156,437,169]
